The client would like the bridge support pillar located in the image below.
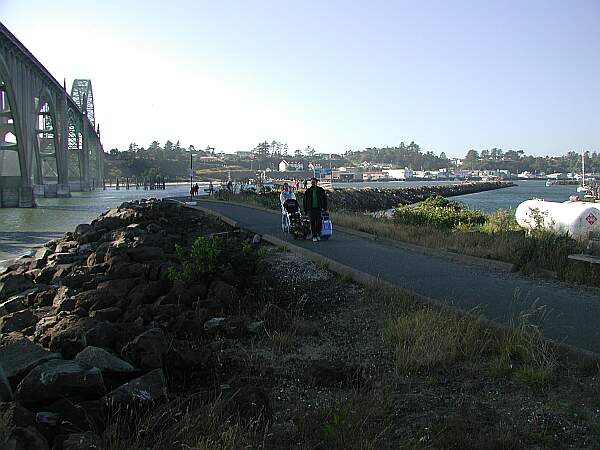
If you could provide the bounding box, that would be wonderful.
[18,186,35,207]
[0,186,35,207]
[56,183,70,198]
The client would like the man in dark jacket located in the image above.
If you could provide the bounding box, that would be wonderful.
[303,177,328,242]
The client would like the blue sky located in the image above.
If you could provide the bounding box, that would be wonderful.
[1,0,599,157]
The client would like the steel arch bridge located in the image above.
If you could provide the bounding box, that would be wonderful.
[0,22,104,207]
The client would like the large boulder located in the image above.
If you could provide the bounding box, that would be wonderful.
[72,290,118,312]
[15,360,105,406]
[0,273,34,300]
[106,261,146,279]
[0,309,36,333]
[74,347,135,373]
[121,328,166,369]
[84,321,119,350]
[0,295,26,317]
[45,316,99,358]
[0,401,36,428]
[127,281,169,306]
[95,278,138,297]
[52,286,76,313]
[2,426,49,450]
[89,307,122,322]
[127,246,165,263]
[75,223,93,236]
[103,368,167,409]
[92,208,137,231]
[0,337,62,383]
[61,432,102,450]
[210,280,239,308]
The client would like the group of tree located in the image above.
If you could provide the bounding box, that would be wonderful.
[106,140,215,162]
[462,148,598,174]
[344,142,449,170]
[105,139,598,175]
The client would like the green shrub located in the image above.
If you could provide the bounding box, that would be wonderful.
[393,195,486,229]
[169,236,263,284]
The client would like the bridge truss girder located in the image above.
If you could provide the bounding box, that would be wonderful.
[0,22,105,207]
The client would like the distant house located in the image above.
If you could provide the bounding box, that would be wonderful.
[363,171,388,181]
[385,168,413,180]
[279,160,305,171]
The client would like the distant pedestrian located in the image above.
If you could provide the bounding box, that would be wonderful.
[303,179,308,189]
[303,177,328,242]
[190,185,195,197]
[227,180,233,192]
[194,183,199,196]
[208,181,214,195]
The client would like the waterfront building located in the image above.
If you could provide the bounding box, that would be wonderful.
[279,160,305,171]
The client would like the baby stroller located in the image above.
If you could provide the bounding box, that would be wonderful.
[281,199,311,239]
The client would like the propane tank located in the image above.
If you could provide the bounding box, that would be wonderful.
[515,199,600,240]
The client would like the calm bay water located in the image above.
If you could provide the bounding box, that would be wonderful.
[333,179,579,213]
[0,184,197,266]
[0,179,578,266]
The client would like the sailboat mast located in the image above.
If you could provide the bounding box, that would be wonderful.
[582,149,585,187]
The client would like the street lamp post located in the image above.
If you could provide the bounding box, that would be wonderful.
[189,153,193,200]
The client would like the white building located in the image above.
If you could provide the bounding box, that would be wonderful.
[363,171,388,181]
[385,168,413,180]
[279,160,305,171]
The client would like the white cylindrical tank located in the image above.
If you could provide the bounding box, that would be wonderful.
[515,199,600,240]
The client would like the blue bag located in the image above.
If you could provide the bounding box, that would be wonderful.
[321,211,333,238]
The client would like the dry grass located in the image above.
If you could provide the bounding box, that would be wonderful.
[270,331,295,354]
[383,306,490,373]
[291,390,391,450]
[368,281,558,389]
[100,395,269,450]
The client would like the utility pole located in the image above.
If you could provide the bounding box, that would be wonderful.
[189,152,193,200]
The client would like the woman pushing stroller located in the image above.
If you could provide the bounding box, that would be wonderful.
[279,183,296,206]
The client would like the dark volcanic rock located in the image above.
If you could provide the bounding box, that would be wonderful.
[127,281,169,306]
[0,273,34,300]
[103,368,167,408]
[127,246,164,262]
[211,280,239,305]
[121,328,166,369]
[0,296,26,317]
[0,401,36,428]
[45,316,100,358]
[74,346,135,373]
[0,309,36,333]
[3,426,49,450]
[89,307,122,322]
[15,360,105,406]
[0,336,62,382]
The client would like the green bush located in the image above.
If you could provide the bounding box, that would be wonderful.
[393,195,486,230]
[169,236,263,284]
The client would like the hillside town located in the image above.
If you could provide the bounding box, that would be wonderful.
[103,141,599,183]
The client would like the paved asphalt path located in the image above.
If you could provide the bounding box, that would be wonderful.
[184,199,600,354]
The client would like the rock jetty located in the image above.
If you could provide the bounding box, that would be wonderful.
[328,181,513,212]
[0,198,272,449]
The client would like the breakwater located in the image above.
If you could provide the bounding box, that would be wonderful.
[0,199,273,447]
[328,181,514,212]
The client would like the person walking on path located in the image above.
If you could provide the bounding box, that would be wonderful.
[303,177,328,242]
[208,181,214,195]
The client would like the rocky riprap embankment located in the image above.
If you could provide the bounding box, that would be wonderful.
[328,181,513,212]
[0,198,273,450]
